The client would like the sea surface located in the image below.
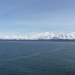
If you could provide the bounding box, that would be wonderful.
[0,41,75,75]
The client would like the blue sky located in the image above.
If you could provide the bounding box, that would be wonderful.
[0,0,75,35]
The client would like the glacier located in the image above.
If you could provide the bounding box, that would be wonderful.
[0,32,75,40]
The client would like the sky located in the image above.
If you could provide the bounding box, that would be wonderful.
[0,0,75,36]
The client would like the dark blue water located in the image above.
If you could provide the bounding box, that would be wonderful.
[0,41,75,75]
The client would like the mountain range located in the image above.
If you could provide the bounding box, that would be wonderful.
[0,32,75,40]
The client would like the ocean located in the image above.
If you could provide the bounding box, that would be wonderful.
[0,41,75,75]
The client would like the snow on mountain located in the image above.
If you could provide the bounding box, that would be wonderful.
[0,32,75,40]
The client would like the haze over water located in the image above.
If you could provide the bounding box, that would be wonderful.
[0,41,75,75]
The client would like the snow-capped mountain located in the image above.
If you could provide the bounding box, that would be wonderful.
[0,32,75,40]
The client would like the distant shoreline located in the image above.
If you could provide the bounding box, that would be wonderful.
[0,39,75,42]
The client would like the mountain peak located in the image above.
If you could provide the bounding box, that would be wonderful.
[0,32,75,40]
